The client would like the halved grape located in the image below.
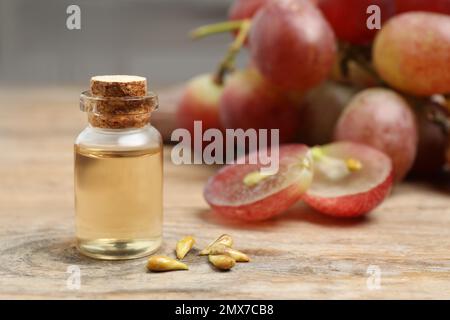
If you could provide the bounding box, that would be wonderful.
[304,142,394,218]
[204,144,313,221]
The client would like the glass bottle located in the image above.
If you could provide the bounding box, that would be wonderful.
[75,83,163,260]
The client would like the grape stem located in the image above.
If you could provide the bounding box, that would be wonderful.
[189,19,251,85]
[427,97,450,135]
[443,95,450,113]
[213,20,251,86]
[351,55,381,83]
[190,20,246,39]
[338,42,384,86]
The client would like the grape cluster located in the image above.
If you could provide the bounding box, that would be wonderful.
[177,0,449,221]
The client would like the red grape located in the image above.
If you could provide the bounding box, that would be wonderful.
[303,142,393,218]
[249,0,336,91]
[334,88,418,181]
[204,144,313,221]
[228,0,273,21]
[229,0,319,20]
[317,0,396,44]
[219,68,303,143]
[373,12,450,96]
[396,0,450,15]
[176,74,223,148]
[411,105,447,176]
[298,81,357,146]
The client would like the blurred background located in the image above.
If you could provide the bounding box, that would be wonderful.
[0,0,246,87]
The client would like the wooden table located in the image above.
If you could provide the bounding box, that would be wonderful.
[0,87,449,299]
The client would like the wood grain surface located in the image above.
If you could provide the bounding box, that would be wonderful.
[0,87,449,299]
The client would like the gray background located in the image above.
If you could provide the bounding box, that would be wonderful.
[0,0,247,86]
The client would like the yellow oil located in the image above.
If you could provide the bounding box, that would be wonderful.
[74,145,163,260]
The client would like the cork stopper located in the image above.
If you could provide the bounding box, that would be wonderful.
[83,75,157,129]
[90,75,147,97]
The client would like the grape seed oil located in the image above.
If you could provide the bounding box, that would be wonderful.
[75,75,163,260]
[75,146,163,259]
